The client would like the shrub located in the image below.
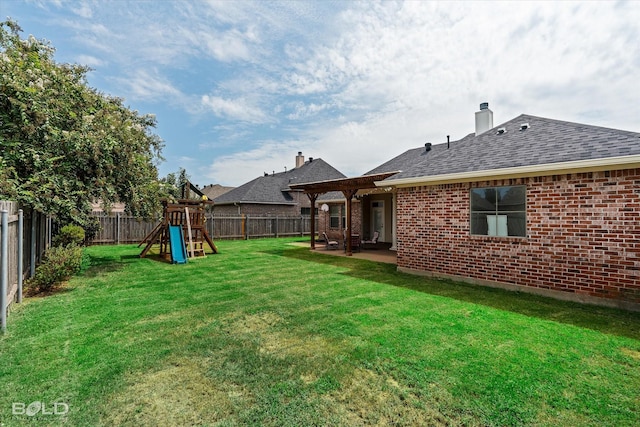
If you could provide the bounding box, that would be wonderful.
[53,225,85,247]
[28,245,83,293]
[82,218,101,244]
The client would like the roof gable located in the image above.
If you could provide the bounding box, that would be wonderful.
[214,158,346,205]
[201,184,234,199]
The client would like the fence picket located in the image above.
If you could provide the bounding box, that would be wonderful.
[88,213,317,244]
[1,201,48,331]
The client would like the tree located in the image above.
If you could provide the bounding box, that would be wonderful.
[0,20,164,226]
[159,167,191,201]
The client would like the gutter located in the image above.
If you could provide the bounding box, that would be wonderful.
[376,155,640,188]
[214,201,297,206]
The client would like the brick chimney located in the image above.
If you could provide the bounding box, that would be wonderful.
[475,102,493,136]
[295,151,304,168]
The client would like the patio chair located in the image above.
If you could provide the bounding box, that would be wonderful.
[322,232,339,250]
[362,231,379,249]
[343,230,361,252]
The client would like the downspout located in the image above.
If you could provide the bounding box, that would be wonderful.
[390,191,397,251]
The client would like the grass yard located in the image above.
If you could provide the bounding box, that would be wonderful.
[1,238,640,426]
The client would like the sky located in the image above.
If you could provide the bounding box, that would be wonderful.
[3,1,639,187]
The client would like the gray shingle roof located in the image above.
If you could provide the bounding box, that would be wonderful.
[318,191,346,201]
[368,114,640,181]
[214,158,346,205]
[201,184,234,199]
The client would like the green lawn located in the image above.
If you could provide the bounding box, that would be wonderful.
[1,238,639,426]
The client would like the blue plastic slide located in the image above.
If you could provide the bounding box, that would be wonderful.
[168,225,188,264]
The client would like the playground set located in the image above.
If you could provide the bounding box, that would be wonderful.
[139,182,218,263]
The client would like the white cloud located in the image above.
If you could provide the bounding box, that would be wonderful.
[71,3,93,18]
[119,69,183,102]
[75,54,104,68]
[286,102,333,120]
[201,95,268,123]
[200,28,254,62]
[178,156,196,163]
[204,141,303,186]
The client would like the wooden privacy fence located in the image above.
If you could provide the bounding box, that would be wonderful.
[209,215,316,240]
[90,213,159,245]
[89,213,318,244]
[0,201,50,332]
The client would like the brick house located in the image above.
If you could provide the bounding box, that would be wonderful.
[213,152,346,216]
[370,103,640,310]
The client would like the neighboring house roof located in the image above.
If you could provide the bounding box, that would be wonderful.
[214,158,346,205]
[371,114,640,186]
[318,191,346,202]
[91,201,125,213]
[201,184,234,200]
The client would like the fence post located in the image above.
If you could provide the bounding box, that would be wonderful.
[1,210,8,333]
[275,216,278,238]
[116,212,121,245]
[242,214,247,240]
[17,210,23,304]
[30,209,36,277]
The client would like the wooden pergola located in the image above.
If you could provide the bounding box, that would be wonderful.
[289,172,399,256]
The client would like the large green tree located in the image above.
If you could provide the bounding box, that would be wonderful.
[159,167,191,201]
[0,20,164,225]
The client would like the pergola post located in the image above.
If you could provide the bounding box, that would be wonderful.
[306,193,319,250]
[342,189,358,256]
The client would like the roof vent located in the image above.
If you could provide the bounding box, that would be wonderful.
[309,157,313,162]
[496,127,506,135]
[425,142,432,152]
[520,123,530,131]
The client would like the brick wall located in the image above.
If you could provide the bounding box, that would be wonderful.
[317,201,362,241]
[396,168,640,307]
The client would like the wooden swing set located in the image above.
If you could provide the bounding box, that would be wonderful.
[139,182,218,260]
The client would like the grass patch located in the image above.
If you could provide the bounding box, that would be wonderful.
[1,238,639,426]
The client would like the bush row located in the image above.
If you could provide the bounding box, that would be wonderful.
[28,225,86,293]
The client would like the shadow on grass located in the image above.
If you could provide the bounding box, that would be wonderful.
[80,253,127,278]
[24,285,75,298]
[269,247,640,341]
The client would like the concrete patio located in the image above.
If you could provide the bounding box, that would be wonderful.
[290,241,397,264]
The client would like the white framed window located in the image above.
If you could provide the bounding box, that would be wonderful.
[470,186,526,237]
[329,205,341,229]
[300,207,318,216]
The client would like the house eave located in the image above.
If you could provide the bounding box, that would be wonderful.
[214,201,297,206]
[376,155,640,188]
[319,197,363,203]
